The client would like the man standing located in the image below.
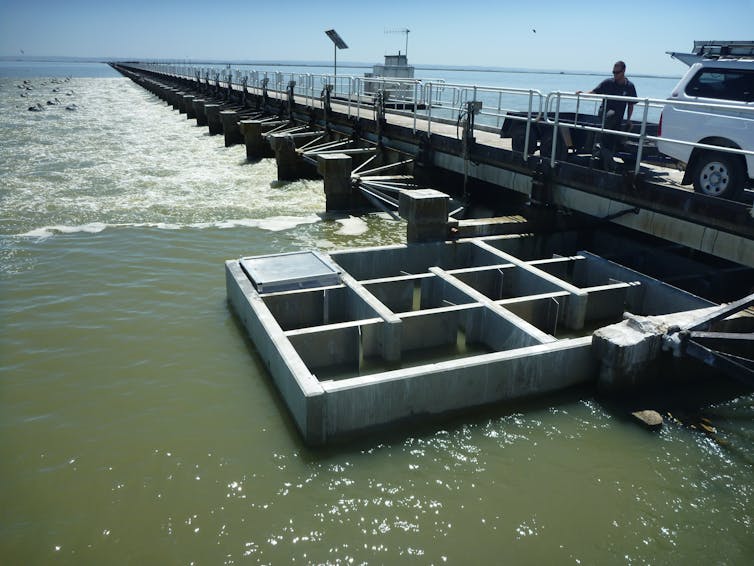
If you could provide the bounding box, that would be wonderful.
[578,61,637,168]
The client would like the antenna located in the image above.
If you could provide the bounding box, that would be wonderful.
[385,28,410,59]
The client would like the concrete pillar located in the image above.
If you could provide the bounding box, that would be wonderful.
[269,134,301,181]
[592,307,717,392]
[158,85,170,101]
[182,94,196,119]
[204,104,223,136]
[177,93,190,114]
[172,91,185,111]
[166,88,179,107]
[220,110,242,147]
[192,99,207,127]
[399,189,450,243]
[240,119,276,160]
[318,153,353,212]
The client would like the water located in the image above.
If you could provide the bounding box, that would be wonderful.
[1,62,752,564]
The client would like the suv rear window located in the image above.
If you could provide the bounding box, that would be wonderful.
[684,68,754,102]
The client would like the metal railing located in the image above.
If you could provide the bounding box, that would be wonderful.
[133,63,543,131]
[129,62,753,185]
[542,92,754,175]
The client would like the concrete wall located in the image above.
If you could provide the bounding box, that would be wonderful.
[320,338,596,438]
[225,261,325,444]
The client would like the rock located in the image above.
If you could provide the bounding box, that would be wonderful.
[631,410,663,428]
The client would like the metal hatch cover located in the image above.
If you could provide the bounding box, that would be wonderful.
[239,251,341,294]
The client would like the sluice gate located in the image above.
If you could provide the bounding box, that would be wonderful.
[112,63,754,269]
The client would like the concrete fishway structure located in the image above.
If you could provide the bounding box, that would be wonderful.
[112,63,754,444]
[224,236,753,445]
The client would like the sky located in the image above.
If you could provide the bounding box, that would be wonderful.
[1,0,752,76]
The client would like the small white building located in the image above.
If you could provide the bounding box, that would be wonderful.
[364,53,415,99]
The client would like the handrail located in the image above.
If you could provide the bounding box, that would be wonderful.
[544,91,754,175]
[127,62,753,185]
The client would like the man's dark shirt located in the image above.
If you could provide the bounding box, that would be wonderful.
[593,78,637,121]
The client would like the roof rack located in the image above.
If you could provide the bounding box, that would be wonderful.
[692,40,754,59]
[668,40,754,66]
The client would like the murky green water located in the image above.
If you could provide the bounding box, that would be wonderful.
[0,65,752,564]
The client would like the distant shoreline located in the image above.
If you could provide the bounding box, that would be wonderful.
[0,56,682,80]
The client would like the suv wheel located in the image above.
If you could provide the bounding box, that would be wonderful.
[691,151,745,199]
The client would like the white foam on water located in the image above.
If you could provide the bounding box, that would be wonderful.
[334,215,369,236]
[18,216,322,240]
[1,77,326,238]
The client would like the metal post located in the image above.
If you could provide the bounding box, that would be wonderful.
[413,82,418,132]
[354,78,360,120]
[496,91,502,128]
[347,77,353,118]
[524,92,533,161]
[551,93,561,168]
[428,82,433,137]
[635,99,650,176]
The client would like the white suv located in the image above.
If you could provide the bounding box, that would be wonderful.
[657,58,754,200]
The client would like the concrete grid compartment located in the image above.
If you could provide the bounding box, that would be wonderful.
[226,235,713,445]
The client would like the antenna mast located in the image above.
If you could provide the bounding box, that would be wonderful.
[385,28,410,58]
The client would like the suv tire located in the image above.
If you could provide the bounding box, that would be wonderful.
[691,151,745,199]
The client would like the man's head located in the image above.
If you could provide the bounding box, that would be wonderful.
[612,61,627,77]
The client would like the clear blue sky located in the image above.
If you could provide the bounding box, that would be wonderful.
[1,0,752,76]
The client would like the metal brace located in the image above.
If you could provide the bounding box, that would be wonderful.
[662,292,754,384]
[261,77,269,110]
[286,80,296,119]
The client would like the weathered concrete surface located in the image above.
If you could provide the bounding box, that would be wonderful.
[225,260,326,444]
[239,119,284,160]
[220,110,242,146]
[320,337,596,440]
[182,94,196,119]
[225,233,723,444]
[192,99,208,127]
[269,132,322,180]
[318,153,353,211]
[399,189,449,243]
[592,307,719,391]
[204,104,223,136]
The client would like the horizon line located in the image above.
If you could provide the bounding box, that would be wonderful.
[0,55,683,79]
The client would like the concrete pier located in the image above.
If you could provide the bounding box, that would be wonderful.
[220,110,243,147]
[204,104,224,136]
[112,63,754,273]
[239,119,280,160]
[173,91,186,112]
[593,308,716,391]
[107,64,753,444]
[399,189,450,243]
[192,99,208,127]
[182,94,196,119]
[269,132,322,181]
[318,153,353,211]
